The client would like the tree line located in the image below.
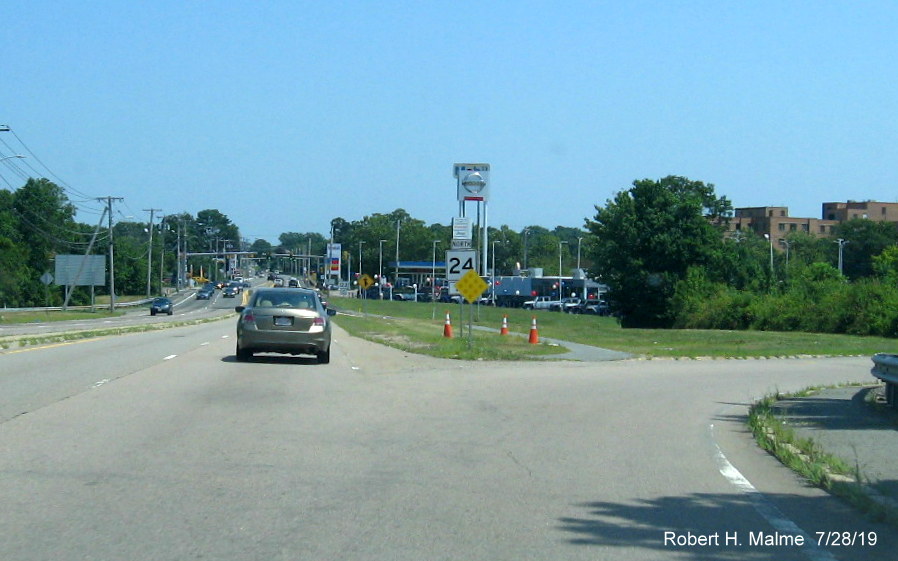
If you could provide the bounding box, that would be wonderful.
[6,174,898,338]
[0,178,589,307]
[586,175,898,336]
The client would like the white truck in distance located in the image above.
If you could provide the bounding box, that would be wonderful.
[522,296,562,310]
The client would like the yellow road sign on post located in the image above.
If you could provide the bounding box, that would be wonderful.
[358,274,374,290]
[456,269,488,304]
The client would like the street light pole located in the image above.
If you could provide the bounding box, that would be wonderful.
[358,240,365,296]
[780,239,792,267]
[523,228,530,271]
[558,241,568,278]
[576,236,584,299]
[491,240,500,305]
[395,219,401,285]
[379,239,387,300]
[559,240,568,299]
[835,238,849,275]
[763,234,774,276]
[432,240,441,319]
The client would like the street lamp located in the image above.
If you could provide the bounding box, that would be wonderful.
[576,237,584,298]
[432,240,441,318]
[558,241,568,298]
[523,228,531,271]
[395,219,401,284]
[835,238,849,275]
[378,239,387,299]
[491,239,502,305]
[763,233,774,275]
[780,239,792,267]
[358,240,365,296]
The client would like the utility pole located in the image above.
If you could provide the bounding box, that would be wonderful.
[144,208,161,298]
[98,197,124,311]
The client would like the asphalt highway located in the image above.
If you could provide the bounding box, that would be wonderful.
[0,303,894,560]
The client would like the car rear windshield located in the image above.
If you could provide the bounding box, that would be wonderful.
[254,292,315,309]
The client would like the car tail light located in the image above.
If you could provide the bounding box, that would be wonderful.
[242,312,256,324]
[313,317,325,327]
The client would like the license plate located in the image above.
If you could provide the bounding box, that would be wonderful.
[274,316,293,326]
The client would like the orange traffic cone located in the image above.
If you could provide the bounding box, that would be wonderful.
[443,311,453,338]
[528,316,539,344]
[500,315,509,336]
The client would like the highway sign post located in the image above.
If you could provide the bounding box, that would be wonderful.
[445,249,477,295]
[454,268,488,344]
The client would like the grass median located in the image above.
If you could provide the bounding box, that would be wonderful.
[330,295,898,360]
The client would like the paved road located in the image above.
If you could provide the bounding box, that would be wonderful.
[0,318,893,560]
[0,288,237,343]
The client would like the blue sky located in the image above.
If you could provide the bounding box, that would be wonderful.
[3,1,897,243]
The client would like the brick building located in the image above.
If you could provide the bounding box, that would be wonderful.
[723,201,898,250]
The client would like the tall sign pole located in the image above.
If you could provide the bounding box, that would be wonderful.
[453,163,490,275]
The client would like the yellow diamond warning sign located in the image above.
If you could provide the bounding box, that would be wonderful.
[358,274,374,290]
[456,269,488,304]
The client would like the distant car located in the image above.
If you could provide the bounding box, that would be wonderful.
[273,277,285,286]
[196,288,213,300]
[234,287,336,363]
[288,277,299,287]
[150,297,174,316]
[557,297,582,313]
[222,285,239,298]
[571,299,610,315]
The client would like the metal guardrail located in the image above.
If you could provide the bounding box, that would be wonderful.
[871,353,898,407]
[1,299,154,313]
[0,290,199,313]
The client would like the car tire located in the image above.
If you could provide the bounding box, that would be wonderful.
[235,344,252,362]
[317,347,331,364]
[168,310,173,315]
[150,310,156,316]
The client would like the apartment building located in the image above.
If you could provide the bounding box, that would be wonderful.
[722,200,898,249]
[822,201,898,222]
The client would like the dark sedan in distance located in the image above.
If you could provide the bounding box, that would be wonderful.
[222,285,240,298]
[149,297,174,316]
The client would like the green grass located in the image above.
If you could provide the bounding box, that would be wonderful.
[331,296,897,359]
[0,310,124,324]
[334,312,568,360]
[0,314,233,350]
[749,386,898,526]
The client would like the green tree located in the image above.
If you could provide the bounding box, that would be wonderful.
[585,175,732,327]
[831,218,898,279]
[10,178,79,306]
[872,245,898,283]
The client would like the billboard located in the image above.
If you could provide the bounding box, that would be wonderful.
[55,254,106,286]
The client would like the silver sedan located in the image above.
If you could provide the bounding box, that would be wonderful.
[234,287,335,363]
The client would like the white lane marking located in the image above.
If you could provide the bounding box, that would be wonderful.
[709,424,836,561]
[163,354,177,361]
[221,335,230,339]
[93,379,110,388]
[200,342,210,346]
